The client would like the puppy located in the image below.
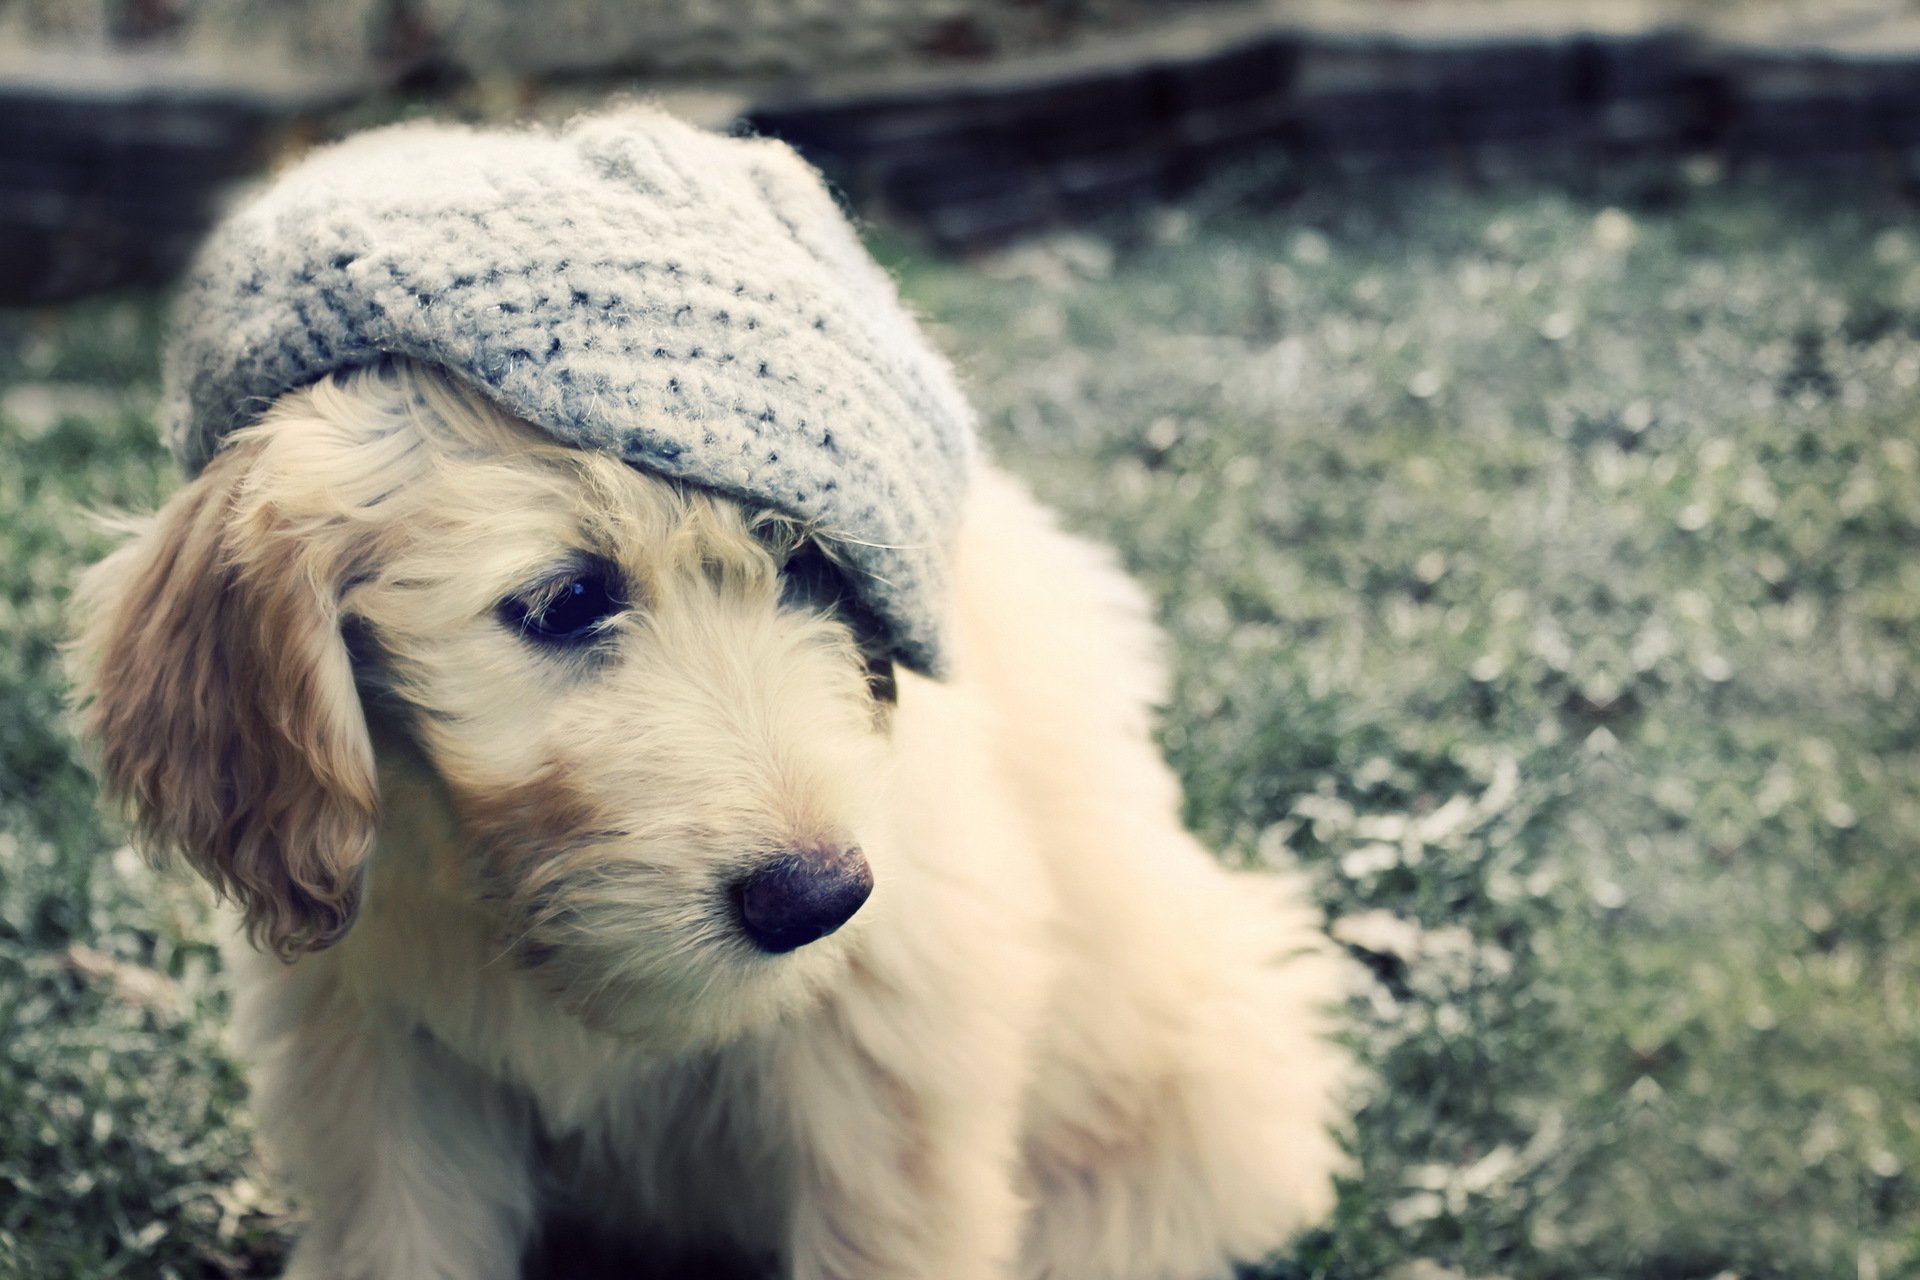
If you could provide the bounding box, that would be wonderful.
[70,353,1350,1280]
[72,102,1355,1277]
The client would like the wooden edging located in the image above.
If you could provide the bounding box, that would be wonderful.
[745,17,1920,246]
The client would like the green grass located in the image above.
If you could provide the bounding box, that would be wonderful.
[897,176,1920,1280]
[0,304,289,1278]
[5,170,1920,1278]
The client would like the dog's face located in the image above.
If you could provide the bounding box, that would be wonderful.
[71,361,895,1047]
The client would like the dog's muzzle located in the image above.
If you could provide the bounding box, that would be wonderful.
[734,846,873,954]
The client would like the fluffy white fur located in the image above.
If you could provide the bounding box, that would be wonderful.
[71,360,1351,1280]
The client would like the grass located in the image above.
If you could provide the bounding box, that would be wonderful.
[0,305,289,1277]
[4,168,1920,1278]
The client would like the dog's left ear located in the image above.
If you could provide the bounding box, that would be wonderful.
[69,441,378,959]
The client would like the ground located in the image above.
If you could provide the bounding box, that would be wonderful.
[3,168,1918,1279]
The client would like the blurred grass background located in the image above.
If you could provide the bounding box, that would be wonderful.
[4,165,1920,1279]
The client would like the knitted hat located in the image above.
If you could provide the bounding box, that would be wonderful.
[163,109,976,677]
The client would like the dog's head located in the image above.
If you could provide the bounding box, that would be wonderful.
[70,359,897,1045]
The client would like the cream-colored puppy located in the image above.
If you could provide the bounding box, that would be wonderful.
[71,357,1349,1280]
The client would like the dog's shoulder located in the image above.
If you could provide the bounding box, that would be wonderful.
[951,465,1168,736]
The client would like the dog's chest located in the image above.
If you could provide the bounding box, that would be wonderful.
[348,881,795,1251]
[524,1042,792,1251]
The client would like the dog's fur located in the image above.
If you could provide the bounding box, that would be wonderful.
[70,359,1350,1280]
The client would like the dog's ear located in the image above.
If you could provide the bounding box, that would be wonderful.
[70,443,377,959]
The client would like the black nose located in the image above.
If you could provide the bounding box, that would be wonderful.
[734,846,873,954]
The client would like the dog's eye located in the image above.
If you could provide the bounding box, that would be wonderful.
[501,565,626,647]
[779,542,847,613]
[780,542,895,706]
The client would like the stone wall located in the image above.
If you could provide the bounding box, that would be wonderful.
[8,4,1920,299]
[0,0,1185,79]
[0,50,358,303]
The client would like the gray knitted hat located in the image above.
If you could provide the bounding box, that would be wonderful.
[164,109,976,677]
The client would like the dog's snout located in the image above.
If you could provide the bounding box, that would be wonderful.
[735,846,873,954]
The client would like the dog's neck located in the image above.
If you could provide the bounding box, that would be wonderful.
[357,702,482,905]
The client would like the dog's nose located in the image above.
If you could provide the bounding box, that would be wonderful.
[734,846,873,954]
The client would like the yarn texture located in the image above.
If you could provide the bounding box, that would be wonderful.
[163,109,977,676]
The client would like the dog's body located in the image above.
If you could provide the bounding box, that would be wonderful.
[73,361,1348,1280]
